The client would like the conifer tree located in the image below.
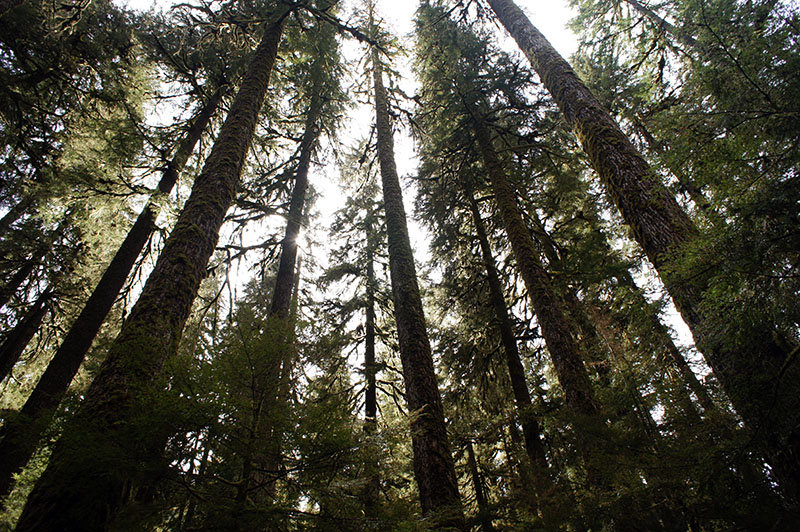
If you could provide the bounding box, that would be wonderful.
[368,6,465,528]
[480,0,800,504]
[13,4,293,529]
[0,86,223,499]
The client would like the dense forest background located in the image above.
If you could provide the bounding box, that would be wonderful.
[0,0,799,530]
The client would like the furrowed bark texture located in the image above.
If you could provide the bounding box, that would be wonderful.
[0,89,222,500]
[467,193,554,501]
[0,291,48,384]
[13,17,286,532]
[372,48,465,530]
[487,0,800,505]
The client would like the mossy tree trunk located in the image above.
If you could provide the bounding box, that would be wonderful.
[486,0,800,506]
[12,14,288,531]
[0,289,49,383]
[0,87,223,501]
[372,45,465,530]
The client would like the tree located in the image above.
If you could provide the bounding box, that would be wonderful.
[0,84,223,500]
[13,4,292,529]
[368,6,465,528]
[480,0,800,506]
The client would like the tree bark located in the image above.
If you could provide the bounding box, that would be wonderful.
[466,441,495,532]
[269,92,322,320]
[362,211,380,517]
[470,111,600,422]
[13,14,287,531]
[0,290,49,384]
[372,45,465,530]
[486,0,800,506]
[0,87,222,501]
[466,191,556,504]
[245,88,325,508]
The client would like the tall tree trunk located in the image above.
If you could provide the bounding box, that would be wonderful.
[0,290,49,383]
[470,110,601,423]
[486,0,800,505]
[466,441,495,532]
[0,260,35,310]
[247,90,324,507]
[503,418,541,517]
[364,216,378,429]
[466,191,557,510]
[12,14,287,531]
[614,270,716,414]
[362,211,380,517]
[372,45,465,530]
[269,92,322,320]
[530,204,711,416]
[0,87,222,501]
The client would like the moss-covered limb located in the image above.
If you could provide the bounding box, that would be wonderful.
[13,14,288,531]
[0,87,223,502]
[487,0,800,507]
[623,0,699,50]
[372,44,465,530]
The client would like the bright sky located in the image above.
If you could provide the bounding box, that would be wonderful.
[118,0,578,56]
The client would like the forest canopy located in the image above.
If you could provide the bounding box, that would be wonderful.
[0,0,799,530]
